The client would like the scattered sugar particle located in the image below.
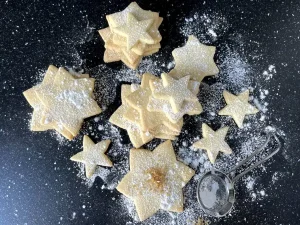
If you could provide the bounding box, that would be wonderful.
[208,29,217,37]
[71,212,76,219]
[260,190,265,196]
[82,205,86,209]
[94,117,100,122]
[98,125,104,131]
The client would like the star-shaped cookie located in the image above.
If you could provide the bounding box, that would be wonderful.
[147,79,202,123]
[117,140,195,221]
[125,73,183,132]
[218,90,259,128]
[112,13,155,50]
[70,136,113,178]
[150,73,198,113]
[192,123,232,164]
[169,35,219,82]
[35,67,102,137]
[23,65,93,140]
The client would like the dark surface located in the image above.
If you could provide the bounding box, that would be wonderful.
[0,0,300,225]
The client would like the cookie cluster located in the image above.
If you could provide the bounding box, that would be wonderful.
[98,2,163,69]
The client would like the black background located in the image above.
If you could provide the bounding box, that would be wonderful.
[0,0,300,224]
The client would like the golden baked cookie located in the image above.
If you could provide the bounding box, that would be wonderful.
[117,140,195,221]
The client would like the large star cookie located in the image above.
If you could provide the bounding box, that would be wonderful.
[149,73,198,113]
[169,35,219,82]
[192,123,232,164]
[218,90,259,128]
[70,136,113,178]
[34,67,101,137]
[117,140,195,221]
[23,65,97,140]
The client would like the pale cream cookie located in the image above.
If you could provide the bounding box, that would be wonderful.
[34,67,101,138]
[70,135,113,178]
[192,123,232,164]
[147,78,202,123]
[125,73,183,133]
[112,13,155,50]
[169,35,219,82]
[218,90,259,128]
[149,73,198,113]
[117,140,195,221]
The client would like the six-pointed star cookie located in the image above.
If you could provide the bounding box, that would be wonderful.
[125,73,183,132]
[150,73,198,113]
[169,35,219,82]
[218,90,259,128]
[117,140,195,221]
[70,136,113,178]
[112,13,155,50]
[147,79,202,123]
[35,67,102,137]
[192,123,232,164]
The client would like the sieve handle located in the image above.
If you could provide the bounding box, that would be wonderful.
[227,133,281,184]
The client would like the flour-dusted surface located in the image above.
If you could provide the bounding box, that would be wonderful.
[0,0,300,225]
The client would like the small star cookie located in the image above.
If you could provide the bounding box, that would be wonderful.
[169,35,219,82]
[192,123,232,164]
[70,136,113,178]
[117,140,195,221]
[149,73,198,113]
[218,90,259,128]
[112,13,155,50]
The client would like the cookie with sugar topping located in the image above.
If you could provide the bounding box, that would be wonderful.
[32,67,101,138]
[169,35,219,82]
[23,65,95,140]
[98,2,163,69]
[149,73,199,114]
[70,136,113,178]
[147,75,202,123]
[218,90,259,128]
[117,140,195,221]
[192,123,232,164]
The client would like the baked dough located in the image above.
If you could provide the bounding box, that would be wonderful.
[70,135,113,178]
[192,123,232,164]
[117,140,195,221]
[218,90,259,128]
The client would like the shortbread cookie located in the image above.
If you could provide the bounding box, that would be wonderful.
[110,84,177,148]
[70,136,113,178]
[109,85,154,148]
[23,65,91,140]
[112,13,155,50]
[169,35,219,82]
[117,140,195,221]
[147,77,202,123]
[35,67,102,137]
[218,90,259,128]
[125,73,183,132]
[150,73,198,113]
[192,123,232,164]
[99,2,163,69]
